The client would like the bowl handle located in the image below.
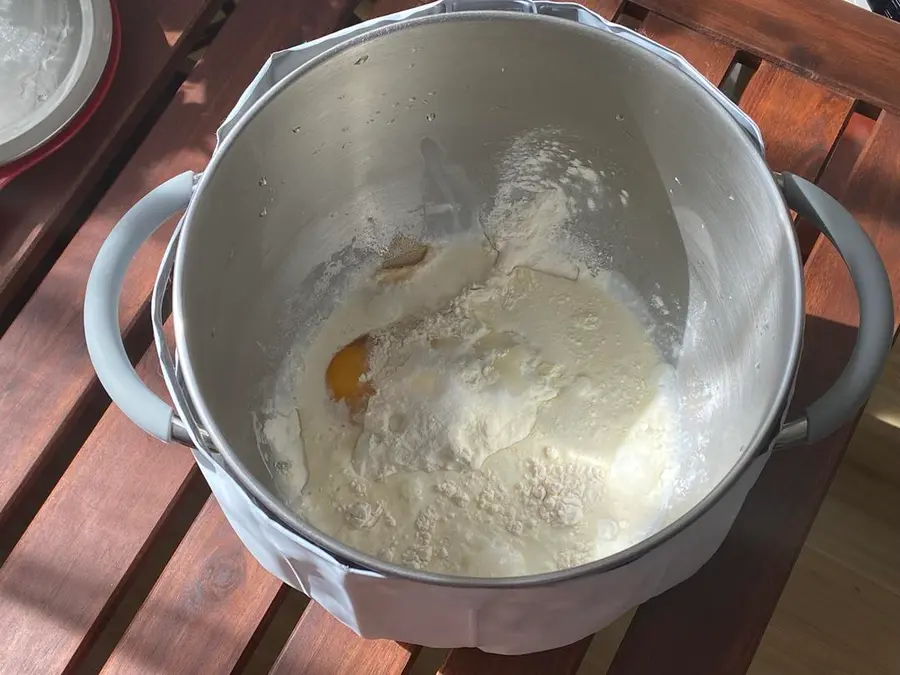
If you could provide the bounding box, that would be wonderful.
[84,172,195,443]
[774,172,893,447]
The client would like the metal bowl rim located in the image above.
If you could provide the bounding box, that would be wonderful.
[172,10,804,588]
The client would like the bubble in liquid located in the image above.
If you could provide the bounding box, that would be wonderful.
[616,113,625,121]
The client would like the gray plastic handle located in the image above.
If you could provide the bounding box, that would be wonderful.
[775,172,894,446]
[84,172,195,442]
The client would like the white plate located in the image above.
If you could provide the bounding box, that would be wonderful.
[0,0,113,165]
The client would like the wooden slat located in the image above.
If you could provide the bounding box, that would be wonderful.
[640,13,735,85]
[0,0,359,671]
[0,327,197,675]
[738,61,854,260]
[606,113,900,675]
[440,639,592,675]
[795,112,877,261]
[0,0,357,531]
[749,543,900,675]
[637,0,900,116]
[99,498,283,675]
[370,0,622,20]
[270,603,417,675]
[739,62,853,181]
[0,0,223,320]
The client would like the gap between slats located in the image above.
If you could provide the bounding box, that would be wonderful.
[236,589,310,675]
[635,0,900,117]
[269,604,420,675]
[74,474,210,674]
[0,324,202,675]
[613,2,648,30]
[95,494,281,675]
[796,103,880,260]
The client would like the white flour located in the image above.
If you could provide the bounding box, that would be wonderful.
[261,135,682,577]
[482,130,605,280]
[355,298,562,479]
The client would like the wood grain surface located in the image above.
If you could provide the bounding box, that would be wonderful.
[740,62,853,181]
[441,639,593,675]
[606,112,900,675]
[640,13,735,84]
[637,0,900,116]
[0,0,359,533]
[0,324,198,675]
[271,603,418,675]
[99,498,283,675]
[738,61,853,260]
[0,0,223,321]
[794,112,877,261]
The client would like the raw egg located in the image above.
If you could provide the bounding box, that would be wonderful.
[325,335,374,417]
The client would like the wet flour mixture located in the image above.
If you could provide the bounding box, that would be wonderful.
[261,140,682,577]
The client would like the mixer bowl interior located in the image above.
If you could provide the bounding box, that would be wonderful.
[174,13,801,579]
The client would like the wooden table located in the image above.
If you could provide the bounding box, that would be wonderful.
[0,0,898,672]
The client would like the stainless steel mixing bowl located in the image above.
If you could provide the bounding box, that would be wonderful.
[85,2,892,653]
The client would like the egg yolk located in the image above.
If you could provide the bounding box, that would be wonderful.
[325,335,375,417]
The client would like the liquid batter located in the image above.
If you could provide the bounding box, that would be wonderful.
[261,233,681,577]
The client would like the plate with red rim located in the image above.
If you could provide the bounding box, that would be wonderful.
[0,0,116,185]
